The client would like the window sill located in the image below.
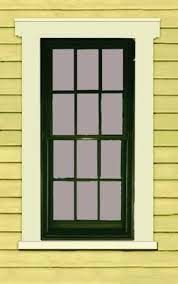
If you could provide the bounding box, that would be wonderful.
[18,241,157,250]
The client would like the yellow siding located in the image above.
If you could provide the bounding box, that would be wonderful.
[0,0,178,10]
[154,114,178,130]
[0,214,21,231]
[154,79,178,95]
[0,10,178,28]
[154,131,178,146]
[0,131,21,146]
[0,1,178,283]
[0,79,21,95]
[0,96,21,112]
[1,251,178,267]
[154,180,178,197]
[0,268,178,284]
[0,63,21,79]
[0,180,21,197]
[0,113,21,130]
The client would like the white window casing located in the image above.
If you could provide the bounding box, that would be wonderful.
[15,18,160,250]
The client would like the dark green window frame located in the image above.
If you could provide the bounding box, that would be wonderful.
[41,38,135,240]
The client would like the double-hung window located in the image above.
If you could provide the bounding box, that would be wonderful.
[15,18,160,250]
[41,38,134,240]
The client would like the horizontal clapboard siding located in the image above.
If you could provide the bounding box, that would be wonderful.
[0,268,178,284]
[0,0,178,10]
[154,114,178,130]
[0,180,21,197]
[0,10,177,28]
[0,131,21,146]
[154,131,178,146]
[0,2,177,284]
[0,251,178,267]
[0,163,21,179]
[0,79,21,94]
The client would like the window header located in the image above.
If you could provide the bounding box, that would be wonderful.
[15,18,160,39]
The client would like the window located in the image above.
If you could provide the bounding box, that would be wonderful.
[15,18,160,250]
[41,39,134,240]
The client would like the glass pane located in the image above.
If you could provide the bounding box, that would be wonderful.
[53,181,74,220]
[101,141,121,178]
[77,49,98,90]
[77,94,98,134]
[77,182,97,220]
[102,49,123,90]
[77,140,97,178]
[102,93,122,134]
[53,141,74,178]
[53,94,74,135]
[53,49,74,91]
[100,182,121,220]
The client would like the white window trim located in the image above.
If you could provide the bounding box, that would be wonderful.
[15,18,160,250]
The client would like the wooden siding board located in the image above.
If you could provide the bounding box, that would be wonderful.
[154,215,178,232]
[0,131,21,146]
[154,147,178,163]
[154,180,178,197]
[0,214,21,232]
[154,62,178,79]
[154,114,178,130]
[0,28,21,44]
[0,10,172,27]
[0,0,178,10]
[154,199,178,215]
[154,79,178,95]
[154,96,178,113]
[0,147,21,162]
[0,163,21,179]
[155,233,178,250]
[0,180,21,197]
[0,113,21,130]
[0,251,178,267]
[0,198,21,213]
[0,233,20,249]
[0,79,21,95]
[0,45,21,61]
[0,63,21,79]
[0,268,178,283]
[0,96,21,112]
[154,44,178,61]
[155,164,178,179]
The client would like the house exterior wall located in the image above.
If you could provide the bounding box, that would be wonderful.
[0,0,177,283]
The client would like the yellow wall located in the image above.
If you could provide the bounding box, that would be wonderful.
[0,0,178,283]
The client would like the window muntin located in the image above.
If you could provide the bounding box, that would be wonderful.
[41,38,135,240]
